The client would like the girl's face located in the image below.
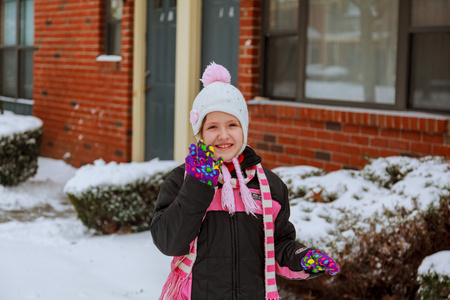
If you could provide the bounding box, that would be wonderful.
[201,111,244,162]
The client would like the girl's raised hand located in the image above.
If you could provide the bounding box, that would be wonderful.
[301,250,340,275]
[185,140,224,187]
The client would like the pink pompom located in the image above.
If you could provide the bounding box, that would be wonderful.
[200,62,231,87]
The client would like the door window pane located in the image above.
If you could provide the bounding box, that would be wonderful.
[2,0,17,46]
[411,0,450,27]
[19,49,33,99]
[305,0,398,104]
[20,0,34,46]
[0,50,17,97]
[266,36,298,98]
[155,0,163,9]
[110,0,122,20]
[410,33,450,111]
[268,0,298,31]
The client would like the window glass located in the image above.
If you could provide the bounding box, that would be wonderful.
[266,36,298,98]
[20,0,34,46]
[110,0,122,20]
[1,0,34,102]
[410,33,450,111]
[0,50,17,97]
[106,0,122,55]
[2,0,17,46]
[107,22,121,55]
[411,0,450,27]
[268,0,298,31]
[19,49,33,99]
[305,0,398,104]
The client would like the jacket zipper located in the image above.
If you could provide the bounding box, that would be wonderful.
[231,214,239,299]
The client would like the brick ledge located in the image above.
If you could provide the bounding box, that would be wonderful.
[248,99,449,134]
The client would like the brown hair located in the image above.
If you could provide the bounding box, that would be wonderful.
[194,117,207,141]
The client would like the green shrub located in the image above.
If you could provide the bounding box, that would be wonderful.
[417,271,450,300]
[0,127,43,186]
[66,170,171,235]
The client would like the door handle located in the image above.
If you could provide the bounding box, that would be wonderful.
[145,70,151,78]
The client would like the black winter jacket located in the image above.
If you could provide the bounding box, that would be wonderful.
[150,147,319,299]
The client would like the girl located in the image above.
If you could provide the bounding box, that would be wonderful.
[150,63,339,300]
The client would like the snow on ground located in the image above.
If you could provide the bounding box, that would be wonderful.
[0,158,75,214]
[0,158,171,300]
[0,154,449,300]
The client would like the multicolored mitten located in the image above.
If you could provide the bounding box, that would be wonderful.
[301,250,340,275]
[185,140,224,187]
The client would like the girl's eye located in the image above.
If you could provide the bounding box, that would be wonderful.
[207,125,216,130]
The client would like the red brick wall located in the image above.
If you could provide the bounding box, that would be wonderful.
[248,102,450,171]
[33,0,134,167]
[238,0,261,100]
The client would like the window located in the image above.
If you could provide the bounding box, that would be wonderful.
[263,0,450,113]
[105,0,123,56]
[305,0,398,104]
[155,0,177,9]
[0,0,34,114]
[265,0,299,99]
[409,0,450,111]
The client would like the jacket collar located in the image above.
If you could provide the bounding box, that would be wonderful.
[240,146,262,170]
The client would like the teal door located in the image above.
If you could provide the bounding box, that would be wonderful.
[145,0,177,160]
[202,0,240,86]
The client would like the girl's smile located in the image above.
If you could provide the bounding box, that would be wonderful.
[201,111,244,162]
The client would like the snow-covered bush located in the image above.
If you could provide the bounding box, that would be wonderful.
[417,250,450,300]
[0,111,43,186]
[274,156,450,299]
[64,159,179,234]
[273,166,325,199]
[417,272,450,300]
[417,251,450,300]
[361,156,421,188]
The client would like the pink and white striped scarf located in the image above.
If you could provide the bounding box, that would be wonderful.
[159,163,280,300]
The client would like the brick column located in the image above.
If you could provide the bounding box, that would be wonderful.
[238,0,262,100]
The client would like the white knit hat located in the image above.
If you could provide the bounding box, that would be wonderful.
[190,62,248,156]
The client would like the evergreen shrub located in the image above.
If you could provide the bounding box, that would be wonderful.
[417,271,450,300]
[66,171,170,235]
[0,127,43,186]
